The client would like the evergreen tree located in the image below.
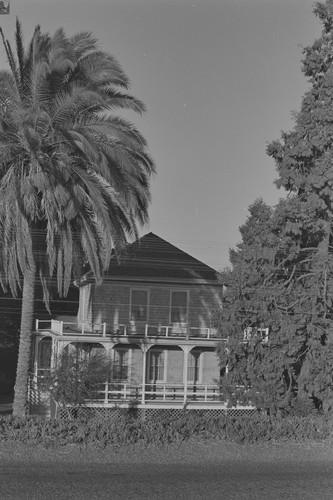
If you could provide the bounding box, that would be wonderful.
[219,1,333,415]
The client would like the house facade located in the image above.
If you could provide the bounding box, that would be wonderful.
[31,233,233,418]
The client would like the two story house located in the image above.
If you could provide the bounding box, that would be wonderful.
[31,233,235,419]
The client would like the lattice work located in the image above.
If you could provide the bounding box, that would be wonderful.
[56,406,137,421]
[56,406,255,421]
[28,386,41,405]
[226,408,255,418]
[138,408,255,421]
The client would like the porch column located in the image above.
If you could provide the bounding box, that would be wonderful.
[141,347,147,405]
[181,346,192,406]
[50,337,57,371]
[33,337,41,382]
[56,340,67,359]
[101,343,115,405]
[141,345,151,405]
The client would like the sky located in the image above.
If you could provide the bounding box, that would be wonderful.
[0,0,324,271]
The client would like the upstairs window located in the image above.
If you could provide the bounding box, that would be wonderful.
[243,327,268,344]
[170,291,188,324]
[130,289,148,322]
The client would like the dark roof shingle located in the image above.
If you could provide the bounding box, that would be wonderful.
[104,232,220,283]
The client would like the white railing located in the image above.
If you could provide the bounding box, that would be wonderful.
[145,325,218,339]
[35,319,219,340]
[35,319,108,337]
[35,319,52,331]
[93,382,221,404]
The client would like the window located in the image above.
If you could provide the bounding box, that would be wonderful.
[243,327,268,344]
[170,291,188,324]
[148,350,166,382]
[113,348,129,381]
[187,351,201,383]
[130,289,148,322]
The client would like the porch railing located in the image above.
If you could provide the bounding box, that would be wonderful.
[35,319,219,340]
[29,373,221,404]
[94,382,221,404]
[35,319,108,337]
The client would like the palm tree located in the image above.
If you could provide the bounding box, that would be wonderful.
[0,20,155,416]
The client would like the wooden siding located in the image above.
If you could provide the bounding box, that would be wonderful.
[79,281,222,334]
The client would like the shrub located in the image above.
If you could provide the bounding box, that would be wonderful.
[49,344,111,411]
[0,411,332,448]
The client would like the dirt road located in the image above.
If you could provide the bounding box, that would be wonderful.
[0,440,332,499]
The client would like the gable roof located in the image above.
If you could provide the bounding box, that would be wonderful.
[89,233,221,285]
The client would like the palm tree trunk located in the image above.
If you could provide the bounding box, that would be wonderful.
[12,264,36,417]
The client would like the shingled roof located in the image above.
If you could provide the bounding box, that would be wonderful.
[101,232,221,284]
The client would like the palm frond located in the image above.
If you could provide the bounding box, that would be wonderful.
[102,90,146,114]
[15,18,25,88]
[50,87,105,124]
[0,22,154,301]
[0,28,20,90]
[69,31,98,59]
[74,50,130,89]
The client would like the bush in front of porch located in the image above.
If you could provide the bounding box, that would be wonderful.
[0,411,332,448]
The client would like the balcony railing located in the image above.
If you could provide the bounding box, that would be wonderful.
[35,319,220,340]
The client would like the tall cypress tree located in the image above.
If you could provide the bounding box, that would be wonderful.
[219,1,333,415]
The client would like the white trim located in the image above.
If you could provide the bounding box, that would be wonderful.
[77,274,222,287]
[81,286,85,326]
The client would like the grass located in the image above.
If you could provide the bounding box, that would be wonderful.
[0,437,332,466]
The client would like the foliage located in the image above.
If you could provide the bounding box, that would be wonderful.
[0,411,331,447]
[218,1,333,416]
[50,344,111,410]
[0,21,154,415]
[0,20,155,302]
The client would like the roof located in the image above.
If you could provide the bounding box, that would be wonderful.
[82,233,221,285]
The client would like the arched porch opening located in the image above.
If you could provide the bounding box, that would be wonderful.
[111,343,142,384]
[145,345,184,402]
[35,336,52,379]
[63,341,106,361]
[187,346,220,403]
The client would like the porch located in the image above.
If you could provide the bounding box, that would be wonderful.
[29,376,255,419]
[35,319,221,341]
[31,320,227,418]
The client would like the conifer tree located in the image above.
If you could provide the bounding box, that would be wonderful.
[219,1,333,415]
